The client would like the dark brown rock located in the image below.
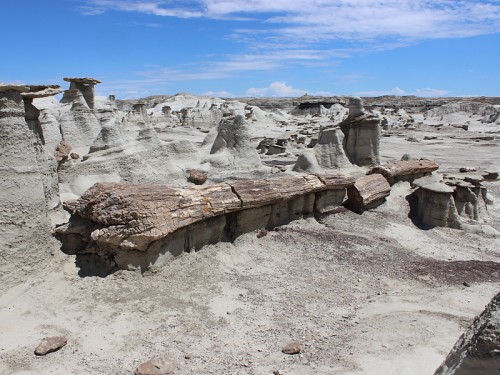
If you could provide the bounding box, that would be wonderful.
[186,169,208,185]
[282,341,302,355]
[34,336,67,356]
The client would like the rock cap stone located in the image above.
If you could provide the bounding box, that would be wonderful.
[0,83,29,93]
[63,77,101,85]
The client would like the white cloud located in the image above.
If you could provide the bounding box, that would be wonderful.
[201,90,233,97]
[246,81,337,97]
[353,86,449,97]
[81,1,500,41]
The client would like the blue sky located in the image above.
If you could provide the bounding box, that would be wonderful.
[2,0,500,99]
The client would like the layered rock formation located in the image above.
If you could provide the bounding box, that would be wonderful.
[56,174,354,273]
[434,291,500,375]
[0,84,61,272]
[340,97,381,167]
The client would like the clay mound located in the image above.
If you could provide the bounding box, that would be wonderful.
[206,115,262,170]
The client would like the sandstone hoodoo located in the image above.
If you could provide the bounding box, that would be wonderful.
[340,97,381,167]
[412,173,491,230]
[62,77,101,109]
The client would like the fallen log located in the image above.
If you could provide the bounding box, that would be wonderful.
[369,159,439,185]
[57,173,356,254]
[347,174,391,212]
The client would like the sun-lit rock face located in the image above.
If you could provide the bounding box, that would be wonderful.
[434,291,500,375]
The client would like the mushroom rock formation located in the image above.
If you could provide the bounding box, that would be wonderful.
[340,97,381,167]
[434,291,500,375]
[62,77,101,110]
[413,176,462,229]
[131,101,148,123]
[412,173,491,229]
[0,84,57,265]
[20,86,62,212]
[443,174,489,222]
[206,115,262,170]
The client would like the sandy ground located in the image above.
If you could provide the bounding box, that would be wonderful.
[1,124,499,374]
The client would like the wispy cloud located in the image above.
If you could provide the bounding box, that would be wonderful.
[246,81,337,97]
[354,86,449,97]
[80,0,500,41]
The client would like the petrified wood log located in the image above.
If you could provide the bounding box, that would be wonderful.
[58,174,355,253]
[347,174,391,211]
[369,159,439,185]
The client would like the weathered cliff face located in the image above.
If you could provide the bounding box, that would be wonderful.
[59,89,102,156]
[434,291,500,375]
[0,85,60,273]
[55,174,354,274]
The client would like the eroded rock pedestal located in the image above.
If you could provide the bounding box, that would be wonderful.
[412,173,490,229]
[0,84,62,274]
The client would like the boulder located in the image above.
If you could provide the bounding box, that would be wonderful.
[34,336,67,356]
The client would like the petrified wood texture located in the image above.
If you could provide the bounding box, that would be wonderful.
[369,159,439,185]
[347,174,391,211]
[59,174,355,254]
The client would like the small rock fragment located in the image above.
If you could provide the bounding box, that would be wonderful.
[186,169,208,185]
[134,355,178,375]
[34,336,67,356]
[459,167,476,173]
[463,281,471,287]
[70,152,80,160]
[282,341,302,355]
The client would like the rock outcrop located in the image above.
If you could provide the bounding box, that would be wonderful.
[206,115,262,170]
[412,173,490,229]
[313,127,351,169]
[434,291,500,375]
[340,97,381,167]
[55,174,354,273]
[0,84,60,274]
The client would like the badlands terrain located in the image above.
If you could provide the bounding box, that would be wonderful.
[0,79,499,374]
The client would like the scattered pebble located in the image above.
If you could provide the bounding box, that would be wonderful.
[282,341,301,355]
[34,336,67,356]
